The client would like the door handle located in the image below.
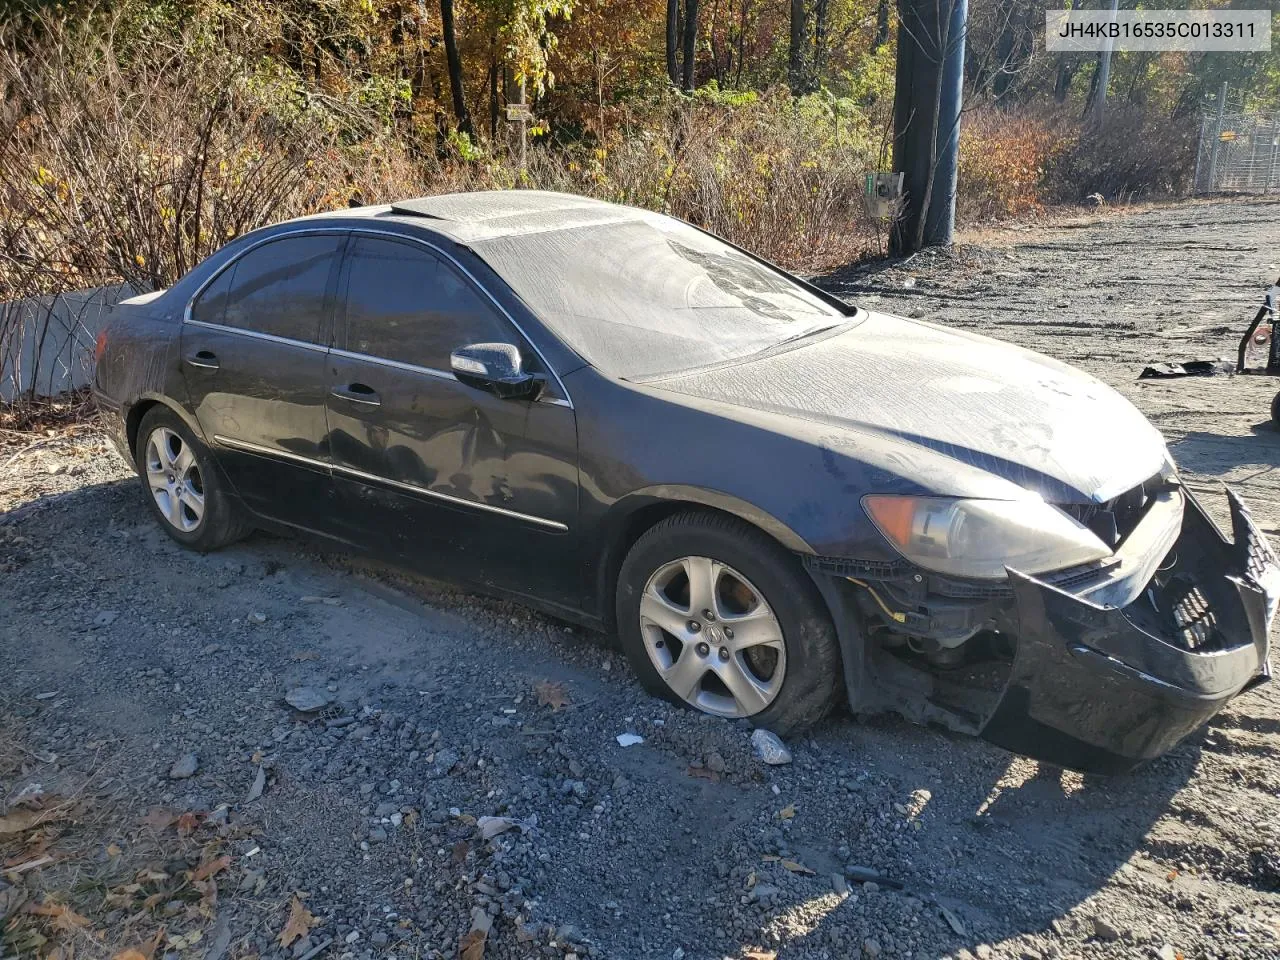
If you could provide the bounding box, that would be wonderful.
[330,382,381,407]
[185,350,219,371]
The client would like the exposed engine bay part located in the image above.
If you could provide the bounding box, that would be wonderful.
[805,484,1277,774]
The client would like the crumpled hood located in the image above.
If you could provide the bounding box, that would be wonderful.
[647,311,1168,504]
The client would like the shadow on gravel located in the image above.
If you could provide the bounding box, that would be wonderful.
[0,475,134,525]
[767,715,1203,957]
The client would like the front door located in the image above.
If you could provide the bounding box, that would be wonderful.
[322,233,580,607]
[180,231,347,536]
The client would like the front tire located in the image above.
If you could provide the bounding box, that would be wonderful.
[135,406,250,551]
[615,511,842,736]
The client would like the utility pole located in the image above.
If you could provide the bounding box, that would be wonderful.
[891,0,968,252]
[1090,0,1120,125]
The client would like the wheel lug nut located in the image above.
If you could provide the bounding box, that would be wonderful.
[702,609,716,621]
[718,647,729,661]
[696,642,710,657]
[724,627,734,639]
[687,620,701,633]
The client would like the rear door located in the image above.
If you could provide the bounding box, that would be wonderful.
[180,231,347,535]
[323,232,580,607]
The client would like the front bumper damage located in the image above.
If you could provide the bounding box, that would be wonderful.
[807,486,1278,775]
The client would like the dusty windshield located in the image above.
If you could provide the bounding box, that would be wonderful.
[473,215,849,379]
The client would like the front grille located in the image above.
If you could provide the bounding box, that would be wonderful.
[1161,574,1219,651]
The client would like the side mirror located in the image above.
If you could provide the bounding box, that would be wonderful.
[450,343,544,400]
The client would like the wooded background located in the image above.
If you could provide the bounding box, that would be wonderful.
[1,0,1278,308]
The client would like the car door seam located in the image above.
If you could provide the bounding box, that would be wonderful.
[212,434,568,531]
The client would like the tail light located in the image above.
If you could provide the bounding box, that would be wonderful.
[94,328,108,364]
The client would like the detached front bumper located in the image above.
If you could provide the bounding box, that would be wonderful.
[981,488,1276,773]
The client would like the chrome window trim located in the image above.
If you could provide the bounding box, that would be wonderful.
[212,434,569,532]
[182,223,575,409]
[184,318,329,353]
[181,227,347,345]
[329,347,459,382]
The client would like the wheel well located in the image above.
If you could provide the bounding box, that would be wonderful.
[597,501,804,632]
[125,399,162,464]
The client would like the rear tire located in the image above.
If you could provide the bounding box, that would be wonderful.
[615,510,842,736]
[135,406,250,551]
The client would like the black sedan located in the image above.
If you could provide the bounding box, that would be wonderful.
[93,190,1278,773]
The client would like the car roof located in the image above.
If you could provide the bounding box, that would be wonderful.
[299,190,655,244]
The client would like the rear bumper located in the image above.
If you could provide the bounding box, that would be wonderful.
[982,488,1275,773]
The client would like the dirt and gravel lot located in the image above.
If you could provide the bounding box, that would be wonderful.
[2,197,1280,960]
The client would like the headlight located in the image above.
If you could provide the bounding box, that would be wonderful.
[863,494,1112,580]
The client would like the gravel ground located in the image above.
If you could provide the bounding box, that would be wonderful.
[2,197,1280,960]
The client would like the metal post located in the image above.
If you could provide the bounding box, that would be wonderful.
[1264,120,1274,193]
[518,79,528,174]
[1207,81,1228,192]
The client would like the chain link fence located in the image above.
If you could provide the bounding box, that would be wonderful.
[1194,108,1280,194]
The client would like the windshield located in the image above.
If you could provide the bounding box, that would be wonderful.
[472,214,848,379]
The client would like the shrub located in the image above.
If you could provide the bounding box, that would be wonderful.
[957,109,1061,222]
[1043,106,1198,202]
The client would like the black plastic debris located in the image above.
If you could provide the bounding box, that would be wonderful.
[1139,358,1234,379]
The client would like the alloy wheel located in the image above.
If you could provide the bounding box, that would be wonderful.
[145,426,205,533]
[638,555,786,718]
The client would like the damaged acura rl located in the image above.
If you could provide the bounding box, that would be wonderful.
[92,190,1278,774]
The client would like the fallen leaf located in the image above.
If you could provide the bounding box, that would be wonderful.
[450,840,470,864]
[277,896,317,949]
[0,804,69,835]
[780,859,815,875]
[245,765,267,803]
[687,765,720,781]
[761,854,780,863]
[777,805,795,820]
[534,680,571,711]
[743,951,777,960]
[175,812,200,837]
[106,843,122,857]
[140,808,177,831]
[476,816,517,840]
[27,901,90,931]
[193,855,231,882]
[458,928,486,960]
[940,905,967,937]
[113,927,166,960]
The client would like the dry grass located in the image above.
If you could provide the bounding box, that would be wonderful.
[0,717,271,960]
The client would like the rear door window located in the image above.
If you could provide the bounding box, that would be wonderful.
[191,234,344,344]
[340,235,514,371]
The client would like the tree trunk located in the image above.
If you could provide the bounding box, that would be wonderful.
[440,0,473,136]
[487,34,500,139]
[812,0,829,85]
[872,0,890,51]
[682,0,700,91]
[788,0,807,92]
[666,0,682,85]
